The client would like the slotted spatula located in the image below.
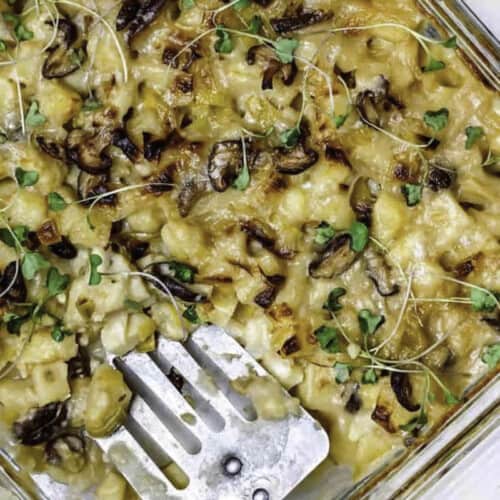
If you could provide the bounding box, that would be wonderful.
[6,325,329,500]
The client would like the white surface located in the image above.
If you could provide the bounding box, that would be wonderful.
[465,0,500,38]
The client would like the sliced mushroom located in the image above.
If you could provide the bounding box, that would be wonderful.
[275,142,318,175]
[45,433,86,473]
[123,0,166,45]
[254,274,285,309]
[270,10,331,33]
[49,237,78,260]
[36,136,66,161]
[37,220,60,246]
[112,128,139,161]
[371,404,396,433]
[177,178,205,217]
[309,233,358,279]
[116,0,140,31]
[325,145,351,168]
[279,335,300,356]
[150,264,207,303]
[247,44,297,90]
[42,18,83,79]
[390,372,420,412]
[343,382,362,413]
[143,132,169,162]
[66,129,112,174]
[356,76,404,128]
[13,402,67,446]
[350,176,377,225]
[77,172,115,206]
[144,167,173,195]
[208,140,243,192]
[241,220,294,259]
[334,65,356,89]
[427,165,455,191]
[0,261,27,303]
[163,43,199,71]
[67,344,91,378]
[365,247,400,297]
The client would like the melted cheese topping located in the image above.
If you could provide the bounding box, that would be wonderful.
[0,0,498,495]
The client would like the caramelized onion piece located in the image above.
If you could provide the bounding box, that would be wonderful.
[270,10,331,33]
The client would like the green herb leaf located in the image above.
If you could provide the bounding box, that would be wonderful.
[470,288,497,312]
[51,324,72,342]
[333,113,349,129]
[362,368,378,384]
[313,325,340,353]
[358,309,385,336]
[481,343,500,369]
[22,252,49,280]
[442,35,457,49]
[400,411,427,433]
[423,58,445,72]
[247,15,262,34]
[423,108,449,132]
[166,261,196,283]
[3,311,29,335]
[314,221,335,245]
[15,167,39,187]
[215,25,233,54]
[48,192,67,212]
[46,267,69,297]
[0,40,6,52]
[82,97,102,112]
[124,299,143,312]
[88,254,103,286]
[25,101,46,128]
[15,23,33,41]
[401,183,423,207]
[444,391,460,405]
[333,362,351,384]
[465,126,484,150]
[323,287,346,313]
[279,127,300,148]
[181,0,195,9]
[0,225,28,248]
[69,47,86,67]
[233,143,250,191]
[272,37,299,64]
[349,221,369,252]
[183,304,201,324]
[233,0,250,10]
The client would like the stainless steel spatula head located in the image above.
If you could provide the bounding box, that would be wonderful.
[6,325,330,500]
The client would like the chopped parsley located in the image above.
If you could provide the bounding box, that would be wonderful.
[314,325,340,353]
[183,304,201,324]
[166,261,196,283]
[444,391,460,405]
[280,127,300,148]
[0,225,28,248]
[423,58,445,72]
[2,13,33,42]
[22,252,50,280]
[51,324,72,342]
[470,288,498,312]
[465,126,484,150]
[401,183,423,207]
[481,343,500,369]
[323,287,346,313]
[25,101,46,128]
[314,221,335,245]
[333,362,351,384]
[215,25,233,54]
[88,254,103,286]
[272,38,299,64]
[362,368,378,384]
[442,36,458,49]
[349,221,369,252]
[358,309,385,335]
[247,15,262,35]
[46,267,69,297]
[423,108,449,132]
[48,192,67,212]
[333,112,349,129]
[400,411,427,433]
[15,167,39,187]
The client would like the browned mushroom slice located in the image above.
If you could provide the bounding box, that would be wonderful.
[275,142,318,175]
[254,274,285,309]
[350,176,377,225]
[36,136,66,161]
[279,335,300,356]
[116,0,140,31]
[271,10,331,33]
[247,44,297,90]
[123,0,166,45]
[343,382,362,413]
[371,404,396,433]
[208,140,243,192]
[77,172,115,206]
[112,128,139,161]
[13,402,68,445]
[150,264,207,303]
[66,129,112,174]
[390,372,420,412]
[37,220,61,246]
[334,65,356,89]
[177,178,205,217]
[67,344,91,378]
[0,261,27,303]
[49,237,78,260]
[42,19,83,79]
[144,168,173,195]
[426,165,455,191]
[365,247,400,297]
[325,145,351,167]
[309,233,358,279]
[163,43,199,71]
[143,132,170,162]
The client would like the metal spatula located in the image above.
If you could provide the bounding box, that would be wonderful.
[11,325,329,500]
